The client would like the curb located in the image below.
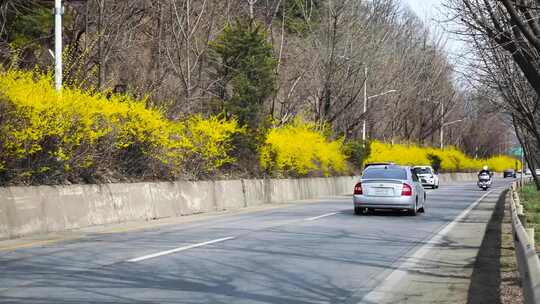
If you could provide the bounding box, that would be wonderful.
[509,180,540,303]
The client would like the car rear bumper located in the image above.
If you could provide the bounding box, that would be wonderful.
[419,177,437,186]
[353,195,415,210]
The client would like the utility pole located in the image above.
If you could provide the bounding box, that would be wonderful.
[439,103,444,149]
[98,0,105,89]
[362,67,367,142]
[54,0,63,91]
[248,0,257,20]
[336,56,395,144]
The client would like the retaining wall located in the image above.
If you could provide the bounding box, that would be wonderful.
[0,173,479,240]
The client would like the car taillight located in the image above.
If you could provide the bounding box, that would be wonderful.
[354,182,363,195]
[401,183,412,196]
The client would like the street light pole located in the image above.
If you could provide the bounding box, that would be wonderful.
[362,67,367,142]
[440,118,463,149]
[367,90,397,100]
[54,0,63,91]
[440,103,444,149]
[336,56,396,143]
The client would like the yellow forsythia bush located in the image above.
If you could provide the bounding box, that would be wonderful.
[365,141,519,172]
[180,115,244,173]
[259,119,348,176]
[0,70,241,184]
[486,155,521,173]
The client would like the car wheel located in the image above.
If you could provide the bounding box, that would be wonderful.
[354,206,361,215]
[408,201,418,216]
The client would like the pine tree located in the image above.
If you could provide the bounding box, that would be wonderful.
[209,19,277,129]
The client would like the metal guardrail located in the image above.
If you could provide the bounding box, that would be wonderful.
[510,179,540,304]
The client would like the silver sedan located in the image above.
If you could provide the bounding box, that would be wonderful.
[353,165,426,216]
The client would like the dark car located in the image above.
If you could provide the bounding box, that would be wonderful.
[503,169,516,178]
[364,162,395,169]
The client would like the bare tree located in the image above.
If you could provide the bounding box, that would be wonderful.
[444,0,540,187]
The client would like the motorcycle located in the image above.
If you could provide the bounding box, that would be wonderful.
[477,173,492,191]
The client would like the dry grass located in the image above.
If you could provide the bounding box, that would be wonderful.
[500,195,523,304]
[520,184,540,247]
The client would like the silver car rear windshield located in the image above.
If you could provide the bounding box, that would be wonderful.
[414,168,432,174]
[363,168,407,180]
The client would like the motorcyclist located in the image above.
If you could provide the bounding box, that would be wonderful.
[478,165,492,179]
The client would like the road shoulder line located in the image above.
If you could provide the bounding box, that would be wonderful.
[127,236,236,262]
[358,188,498,303]
[305,212,339,221]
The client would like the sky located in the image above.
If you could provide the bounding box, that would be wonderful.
[403,0,444,19]
[401,0,466,65]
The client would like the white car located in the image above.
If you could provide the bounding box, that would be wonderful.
[412,166,439,189]
[353,165,426,216]
[523,169,540,176]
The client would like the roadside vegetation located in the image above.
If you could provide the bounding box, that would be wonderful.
[366,141,518,172]
[259,118,347,177]
[0,0,525,186]
[520,184,540,247]
[0,70,353,185]
[0,70,244,184]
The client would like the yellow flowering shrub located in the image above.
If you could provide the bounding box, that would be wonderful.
[179,115,243,175]
[430,147,483,171]
[0,70,241,184]
[486,155,521,172]
[365,141,519,172]
[259,119,347,176]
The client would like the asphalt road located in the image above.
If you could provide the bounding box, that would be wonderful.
[0,179,513,304]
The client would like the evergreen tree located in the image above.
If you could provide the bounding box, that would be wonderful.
[277,0,321,35]
[209,19,277,129]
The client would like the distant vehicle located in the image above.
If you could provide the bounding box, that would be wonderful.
[412,165,439,189]
[524,169,540,175]
[477,172,492,191]
[503,169,516,178]
[364,162,395,169]
[521,169,540,175]
[353,165,426,216]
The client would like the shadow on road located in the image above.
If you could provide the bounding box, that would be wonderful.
[466,190,506,304]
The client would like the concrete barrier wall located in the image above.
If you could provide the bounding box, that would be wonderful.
[0,173,477,240]
[438,173,471,183]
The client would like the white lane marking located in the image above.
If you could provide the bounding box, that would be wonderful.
[305,212,339,221]
[359,189,495,303]
[127,237,235,263]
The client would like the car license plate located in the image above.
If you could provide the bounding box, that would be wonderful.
[372,188,393,196]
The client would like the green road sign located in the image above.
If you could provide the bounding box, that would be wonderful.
[509,147,524,157]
